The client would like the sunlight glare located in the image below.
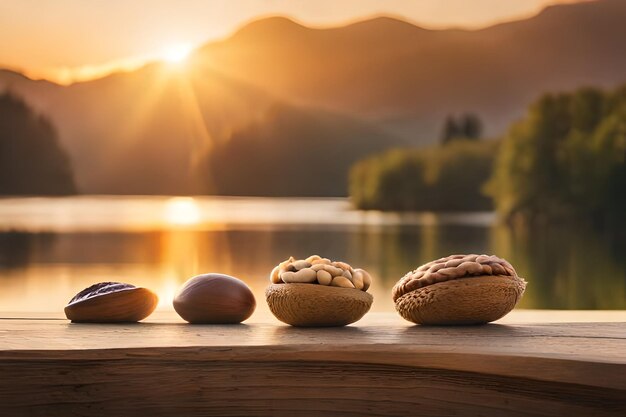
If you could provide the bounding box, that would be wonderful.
[164,197,201,226]
[163,43,192,63]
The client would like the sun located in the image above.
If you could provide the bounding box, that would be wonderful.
[163,43,192,64]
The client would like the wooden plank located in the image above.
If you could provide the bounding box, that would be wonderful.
[0,312,625,416]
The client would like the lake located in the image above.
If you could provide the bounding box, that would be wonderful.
[0,196,624,314]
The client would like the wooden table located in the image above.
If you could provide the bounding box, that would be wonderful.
[1,311,625,416]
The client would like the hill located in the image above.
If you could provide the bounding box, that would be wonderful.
[0,93,76,195]
[199,0,626,140]
[1,0,625,195]
[0,65,398,194]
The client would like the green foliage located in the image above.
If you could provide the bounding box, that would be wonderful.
[0,93,76,195]
[350,140,497,211]
[487,85,626,223]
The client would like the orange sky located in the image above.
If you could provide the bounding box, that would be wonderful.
[0,0,589,84]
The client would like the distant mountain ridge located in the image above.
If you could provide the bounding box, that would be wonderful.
[200,0,626,138]
[1,0,625,195]
[0,63,398,195]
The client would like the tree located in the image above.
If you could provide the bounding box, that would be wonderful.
[349,140,497,211]
[487,85,626,225]
[441,115,460,144]
[0,92,76,195]
[460,113,483,140]
[441,113,483,144]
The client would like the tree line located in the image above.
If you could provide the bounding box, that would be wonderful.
[350,85,626,225]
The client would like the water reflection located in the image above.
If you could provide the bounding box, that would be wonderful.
[0,198,624,313]
[492,225,626,309]
[163,197,201,226]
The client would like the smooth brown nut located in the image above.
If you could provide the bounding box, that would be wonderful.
[64,282,158,323]
[392,254,526,325]
[173,274,256,324]
[266,284,373,327]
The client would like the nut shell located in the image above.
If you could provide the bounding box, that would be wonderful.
[266,283,373,327]
[64,282,158,323]
[173,273,256,324]
[395,275,526,325]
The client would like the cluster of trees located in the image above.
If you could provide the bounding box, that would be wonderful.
[441,113,483,144]
[0,93,76,195]
[349,139,497,211]
[487,86,626,224]
[350,85,625,224]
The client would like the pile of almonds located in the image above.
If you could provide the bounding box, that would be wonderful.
[270,255,371,291]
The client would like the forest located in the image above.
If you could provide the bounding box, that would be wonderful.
[350,85,626,224]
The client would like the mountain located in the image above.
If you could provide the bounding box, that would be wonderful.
[0,65,398,195]
[198,0,626,139]
[1,0,625,195]
[0,92,76,195]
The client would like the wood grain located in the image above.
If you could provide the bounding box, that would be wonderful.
[0,312,624,416]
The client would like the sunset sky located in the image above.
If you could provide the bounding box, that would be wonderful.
[0,0,589,84]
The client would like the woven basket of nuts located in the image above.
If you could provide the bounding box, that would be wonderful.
[266,255,373,327]
[392,254,526,325]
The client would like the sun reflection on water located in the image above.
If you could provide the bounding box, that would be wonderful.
[163,197,201,226]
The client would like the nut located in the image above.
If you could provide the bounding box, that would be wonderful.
[305,255,322,263]
[322,265,344,277]
[64,282,158,323]
[292,260,312,270]
[280,268,317,283]
[351,270,364,290]
[311,258,331,265]
[331,276,355,288]
[266,255,374,326]
[316,269,332,285]
[173,273,256,324]
[356,269,372,291]
[269,265,282,284]
[392,254,526,325]
[270,256,371,292]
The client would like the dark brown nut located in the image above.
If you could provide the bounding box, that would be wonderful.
[173,273,256,324]
[393,254,526,325]
[64,282,158,323]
